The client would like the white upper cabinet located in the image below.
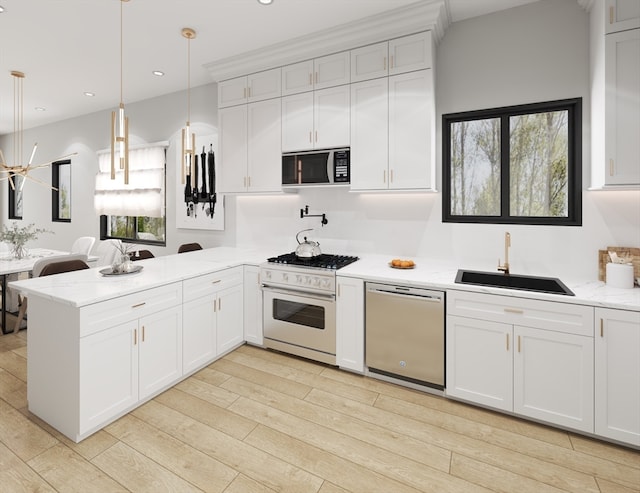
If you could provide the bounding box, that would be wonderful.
[351,41,389,83]
[282,51,350,96]
[219,99,282,193]
[351,32,432,83]
[281,85,350,152]
[351,69,434,191]
[389,32,433,75]
[605,28,640,186]
[606,0,640,33]
[218,68,281,108]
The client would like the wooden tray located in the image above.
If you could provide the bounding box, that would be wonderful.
[598,247,640,282]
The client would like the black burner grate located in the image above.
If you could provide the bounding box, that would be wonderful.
[267,253,359,270]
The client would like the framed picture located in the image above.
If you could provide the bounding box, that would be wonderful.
[8,175,24,219]
[52,159,71,222]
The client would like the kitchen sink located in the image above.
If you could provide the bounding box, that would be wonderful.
[455,269,575,296]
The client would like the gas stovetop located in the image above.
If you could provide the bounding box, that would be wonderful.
[266,253,359,270]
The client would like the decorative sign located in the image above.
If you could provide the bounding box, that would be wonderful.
[175,133,224,231]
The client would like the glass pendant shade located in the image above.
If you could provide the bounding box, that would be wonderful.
[110,0,130,185]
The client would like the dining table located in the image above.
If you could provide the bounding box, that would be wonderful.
[0,248,70,334]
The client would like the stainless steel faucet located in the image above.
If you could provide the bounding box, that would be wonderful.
[497,232,511,275]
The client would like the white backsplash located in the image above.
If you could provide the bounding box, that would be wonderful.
[234,187,640,283]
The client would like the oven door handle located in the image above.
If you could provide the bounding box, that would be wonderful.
[261,284,336,301]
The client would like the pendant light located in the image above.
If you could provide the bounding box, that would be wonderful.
[181,27,196,185]
[0,71,75,190]
[111,0,130,184]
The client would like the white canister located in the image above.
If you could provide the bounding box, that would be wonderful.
[606,262,635,289]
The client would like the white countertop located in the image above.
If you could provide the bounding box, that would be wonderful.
[9,247,277,308]
[338,254,640,312]
[10,247,640,312]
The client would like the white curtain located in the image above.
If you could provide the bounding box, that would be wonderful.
[94,143,166,218]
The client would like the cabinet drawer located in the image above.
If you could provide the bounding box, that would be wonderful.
[79,283,183,337]
[183,267,242,301]
[447,290,594,337]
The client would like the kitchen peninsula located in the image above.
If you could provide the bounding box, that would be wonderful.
[10,247,640,447]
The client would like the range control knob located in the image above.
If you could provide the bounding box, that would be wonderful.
[282,273,289,282]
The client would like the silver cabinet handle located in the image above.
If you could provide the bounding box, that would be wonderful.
[131,302,146,309]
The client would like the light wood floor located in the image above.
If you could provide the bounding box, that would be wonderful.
[0,332,638,493]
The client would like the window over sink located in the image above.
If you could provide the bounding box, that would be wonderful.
[442,98,582,226]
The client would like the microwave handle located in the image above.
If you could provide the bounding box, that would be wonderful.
[327,151,334,184]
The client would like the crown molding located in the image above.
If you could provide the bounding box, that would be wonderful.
[204,0,448,82]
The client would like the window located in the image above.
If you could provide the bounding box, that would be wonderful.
[442,98,582,226]
[8,176,23,220]
[95,142,167,246]
[100,215,165,245]
[52,159,71,222]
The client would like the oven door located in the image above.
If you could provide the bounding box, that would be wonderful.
[262,286,336,362]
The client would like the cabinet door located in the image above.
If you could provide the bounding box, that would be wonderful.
[243,265,263,346]
[218,76,248,108]
[446,315,513,411]
[282,92,314,152]
[314,85,350,149]
[595,308,640,446]
[247,98,282,192]
[389,32,432,75]
[606,0,640,33]
[314,51,350,90]
[336,277,364,373]
[219,105,248,192]
[282,60,314,96]
[388,70,433,190]
[138,305,183,400]
[183,295,216,374]
[351,41,388,83]
[605,29,640,186]
[513,325,594,433]
[217,283,244,356]
[247,68,281,103]
[79,320,138,435]
[350,78,389,190]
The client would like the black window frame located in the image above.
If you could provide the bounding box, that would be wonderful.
[442,98,582,226]
[52,159,72,222]
[8,176,23,220]
[100,215,167,247]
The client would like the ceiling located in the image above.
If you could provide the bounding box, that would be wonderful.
[0,0,539,136]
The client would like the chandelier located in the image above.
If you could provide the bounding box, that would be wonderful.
[111,0,130,184]
[0,71,75,191]
[181,27,196,185]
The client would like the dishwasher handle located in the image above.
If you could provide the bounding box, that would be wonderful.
[366,283,443,302]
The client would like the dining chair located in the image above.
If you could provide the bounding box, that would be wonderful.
[14,254,89,333]
[71,236,96,256]
[130,249,154,261]
[95,239,122,267]
[177,242,203,253]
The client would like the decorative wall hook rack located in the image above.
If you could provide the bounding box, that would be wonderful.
[300,205,328,226]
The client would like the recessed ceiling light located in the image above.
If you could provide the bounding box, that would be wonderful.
[35,107,46,112]
[152,70,165,77]
[257,0,273,4]
[0,6,5,13]
[84,91,95,97]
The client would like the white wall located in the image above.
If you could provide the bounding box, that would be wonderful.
[2,0,638,281]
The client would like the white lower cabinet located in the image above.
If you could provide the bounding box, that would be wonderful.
[80,305,183,436]
[446,290,594,433]
[446,315,513,411]
[513,325,593,432]
[336,276,364,372]
[595,308,640,446]
[76,285,183,439]
[182,267,244,374]
[243,265,263,346]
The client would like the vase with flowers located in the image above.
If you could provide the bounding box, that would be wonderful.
[0,222,52,259]
[111,242,136,273]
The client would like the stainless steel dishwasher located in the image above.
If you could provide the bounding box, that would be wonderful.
[365,282,445,389]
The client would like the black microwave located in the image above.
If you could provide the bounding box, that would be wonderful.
[282,148,350,187]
